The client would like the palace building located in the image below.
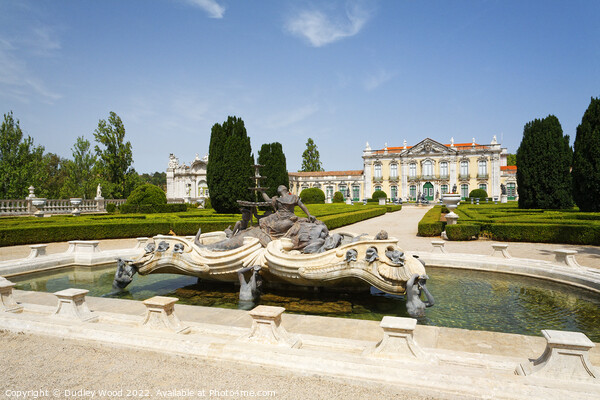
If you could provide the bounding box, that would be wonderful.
[168,137,518,203]
[289,137,518,202]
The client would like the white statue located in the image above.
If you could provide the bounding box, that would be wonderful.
[96,184,102,198]
[450,137,454,146]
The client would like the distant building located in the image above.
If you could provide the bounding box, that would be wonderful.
[289,137,518,202]
[166,153,209,201]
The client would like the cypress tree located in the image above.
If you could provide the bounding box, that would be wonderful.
[206,116,254,213]
[572,97,600,212]
[301,138,324,172]
[257,142,289,198]
[516,115,572,209]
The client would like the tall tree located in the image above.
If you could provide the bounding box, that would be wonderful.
[572,97,600,212]
[300,138,324,172]
[506,153,516,166]
[61,136,97,199]
[206,116,254,213]
[39,153,68,199]
[0,112,45,199]
[93,112,135,198]
[516,115,572,209]
[139,171,167,191]
[257,142,289,198]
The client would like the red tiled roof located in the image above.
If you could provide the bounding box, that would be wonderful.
[289,170,363,177]
[372,143,491,154]
[501,166,517,171]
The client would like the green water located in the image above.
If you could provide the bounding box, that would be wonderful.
[11,266,600,341]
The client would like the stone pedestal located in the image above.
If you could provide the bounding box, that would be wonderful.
[346,198,352,205]
[27,244,47,259]
[95,197,105,212]
[241,305,300,348]
[491,244,511,259]
[52,288,98,322]
[553,249,582,268]
[431,240,446,253]
[516,330,598,381]
[445,213,458,225]
[0,280,23,313]
[501,194,508,203]
[70,198,82,216]
[379,198,386,205]
[141,296,190,334]
[365,316,433,361]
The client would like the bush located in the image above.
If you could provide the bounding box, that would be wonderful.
[446,224,481,241]
[204,198,212,209]
[372,190,387,200]
[300,187,325,204]
[126,184,167,206]
[105,203,116,213]
[469,189,488,199]
[319,208,386,230]
[417,206,445,236]
[119,204,187,214]
[332,191,344,203]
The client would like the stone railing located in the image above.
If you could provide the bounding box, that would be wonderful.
[0,199,29,215]
[0,196,126,216]
[105,199,127,207]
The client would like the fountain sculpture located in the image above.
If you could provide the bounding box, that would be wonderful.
[114,167,433,317]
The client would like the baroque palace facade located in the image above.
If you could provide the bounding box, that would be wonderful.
[167,137,518,203]
[289,137,518,202]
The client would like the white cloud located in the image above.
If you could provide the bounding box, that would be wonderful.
[263,104,319,130]
[0,29,62,104]
[183,0,226,18]
[363,69,395,91]
[285,2,371,47]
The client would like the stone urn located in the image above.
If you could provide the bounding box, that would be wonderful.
[31,198,46,217]
[70,197,83,216]
[441,194,461,225]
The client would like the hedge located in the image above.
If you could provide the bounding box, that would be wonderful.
[417,206,445,236]
[119,204,187,214]
[372,190,387,200]
[482,223,600,245]
[300,188,325,204]
[446,224,481,241]
[332,191,344,203]
[320,208,386,230]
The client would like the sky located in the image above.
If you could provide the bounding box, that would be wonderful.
[1,0,599,174]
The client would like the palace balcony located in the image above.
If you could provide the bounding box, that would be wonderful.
[439,174,450,181]
[459,173,470,180]
[477,173,489,180]
[372,176,384,183]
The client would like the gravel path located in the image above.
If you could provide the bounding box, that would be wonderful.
[0,331,445,400]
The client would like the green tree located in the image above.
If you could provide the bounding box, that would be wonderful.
[0,112,45,199]
[39,153,68,199]
[300,138,324,172]
[93,112,135,198]
[516,115,572,209]
[139,171,167,191]
[572,97,600,212]
[506,153,516,166]
[206,116,254,213]
[61,136,97,199]
[257,142,289,198]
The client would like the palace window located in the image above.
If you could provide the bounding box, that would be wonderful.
[352,185,360,200]
[410,185,416,199]
[390,186,398,199]
[326,186,334,199]
[441,184,448,194]
[338,184,348,198]
[478,160,488,177]
[422,160,433,177]
[390,163,398,179]
[461,184,469,199]
[375,185,382,191]
[374,164,382,179]
[460,161,469,176]
[440,162,448,178]
[507,182,516,198]
[409,163,417,178]
[479,183,487,192]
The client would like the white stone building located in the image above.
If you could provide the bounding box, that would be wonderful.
[166,153,209,201]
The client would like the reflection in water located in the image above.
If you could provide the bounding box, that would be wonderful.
[11,265,600,341]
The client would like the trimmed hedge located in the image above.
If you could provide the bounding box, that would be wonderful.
[300,187,325,204]
[417,206,445,236]
[332,191,344,203]
[469,189,488,199]
[119,204,187,214]
[385,205,402,213]
[446,224,481,241]
[320,208,386,230]
[372,190,387,200]
[126,184,167,206]
[482,223,600,245]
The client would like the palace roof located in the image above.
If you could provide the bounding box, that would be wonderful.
[289,170,363,177]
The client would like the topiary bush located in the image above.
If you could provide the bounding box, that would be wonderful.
[446,224,481,241]
[372,190,387,201]
[300,187,325,204]
[332,191,344,203]
[105,203,116,213]
[469,189,488,199]
[126,184,167,206]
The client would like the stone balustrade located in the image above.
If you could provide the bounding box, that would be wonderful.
[0,194,126,216]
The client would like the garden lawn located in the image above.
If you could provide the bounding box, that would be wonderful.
[0,203,401,246]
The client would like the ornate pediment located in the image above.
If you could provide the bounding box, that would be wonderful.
[405,138,456,156]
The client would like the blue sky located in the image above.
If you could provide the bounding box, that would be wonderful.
[1,0,598,173]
